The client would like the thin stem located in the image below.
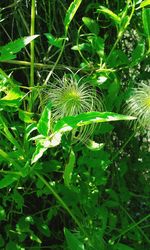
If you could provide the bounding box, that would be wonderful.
[112,213,150,241]
[43,40,66,85]
[35,172,87,235]
[30,0,36,87]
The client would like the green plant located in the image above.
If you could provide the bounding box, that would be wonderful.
[0,0,150,249]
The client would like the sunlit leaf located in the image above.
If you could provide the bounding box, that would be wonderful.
[97,6,121,24]
[140,0,150,8]
[19,109,35,123]
[54,112,136,133]
[64,0,82,33]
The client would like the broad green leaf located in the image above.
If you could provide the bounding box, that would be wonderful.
[0,174,19,189]
[54,112,136,133]
[82,17,99,35]
[64,228,85,250]
[19,109,35,123]
[37,102,52,136]
[0,35,39,61]
[86,140,104,151]
[130,40,145,66]
[97,6,121,24]
[140,0,150,8]
[142,8,150,36]
[44,33,67,48]
[64,0,82,33]
[64,150,75,188]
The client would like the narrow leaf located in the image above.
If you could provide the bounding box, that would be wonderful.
[37,102,52,136]
[64,150,75,188]
[64,228,85,250]
[97,6,121,24]
[64,0,82,33]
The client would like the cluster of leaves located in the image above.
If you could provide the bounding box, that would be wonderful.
[0,0,150,249]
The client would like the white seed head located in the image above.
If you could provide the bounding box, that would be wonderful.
[126,83,150,131]
[43,73,103,142]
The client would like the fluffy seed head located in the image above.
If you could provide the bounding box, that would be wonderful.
[126,83,150,131]
[43,73,103,142]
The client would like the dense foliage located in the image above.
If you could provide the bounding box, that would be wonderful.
[0,0,150,249]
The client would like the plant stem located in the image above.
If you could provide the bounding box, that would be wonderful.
[29,0,36,111]
[35,172,87,235]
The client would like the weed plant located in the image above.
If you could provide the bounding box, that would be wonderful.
[0,0,150,249]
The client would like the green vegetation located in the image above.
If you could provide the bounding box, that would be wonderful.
[0,0,150,249]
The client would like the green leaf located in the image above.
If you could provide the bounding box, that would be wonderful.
[107,49,129,67]
[64,150,75,188]
[130,40,145,66]
[97,6,121,24]
[54,112,136,133]
[31,141,48,164]
[0,174,19,189]
[64,228,85,250]
[19,109,35,123]
[90,35,104,57]
[64,0,82,33]
[0,35,39,61]
[0,86,24,108]
[82,17,99,35]
[37,102,52,136]
[142,8,150,51]
[44,33,67,48]
[140,0,150,8]
[30,231,42,244]
[31,132,62,164]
